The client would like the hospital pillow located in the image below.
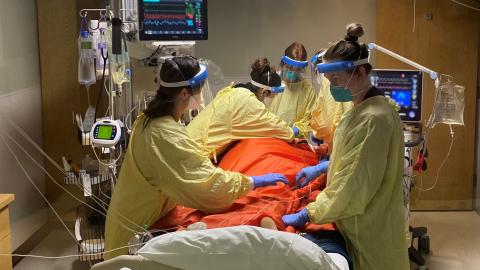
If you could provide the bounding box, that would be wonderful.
[138,225,340,270]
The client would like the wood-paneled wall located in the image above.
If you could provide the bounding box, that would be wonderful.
[377,0,479,209]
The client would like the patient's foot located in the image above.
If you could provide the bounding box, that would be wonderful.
[260,217,278,230]
[186,222,207,231]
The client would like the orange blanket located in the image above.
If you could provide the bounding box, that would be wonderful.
[150,138,335,233]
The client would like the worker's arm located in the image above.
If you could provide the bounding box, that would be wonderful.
[307,115,391,224]
[292,82,316,137]
[149,129,252,213]
[231,90,295,141]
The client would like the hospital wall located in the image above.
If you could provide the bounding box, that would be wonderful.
[0,0,48,250]
[196,0,376,79]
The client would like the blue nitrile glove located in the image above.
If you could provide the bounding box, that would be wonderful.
[292,126,300,137]
[252,173,289,189]
[282,208,310,227]
[296,160,329,188]
[310,132,323,145]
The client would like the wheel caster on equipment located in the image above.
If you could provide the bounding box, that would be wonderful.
[419,235,430,254]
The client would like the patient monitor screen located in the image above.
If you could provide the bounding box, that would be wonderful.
[97,125,114,140]
[370,70,423,122]
[138,0,208,41]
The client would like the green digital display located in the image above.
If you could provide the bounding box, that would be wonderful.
[80,41,93,49]
[97,125,113,140]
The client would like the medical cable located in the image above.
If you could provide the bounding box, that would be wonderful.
[124,104,139,132]
[91,144,123,167]
[0,225,181,260]
[0,243,143,260]
[451,0,480,12]
[3,129,109,227]
[0,134,81,249]
[94,47,108,122]
[141,45,162,66]
[0,110,67,175]
[413,0,417,32]
[238,185,314,227]
[414,124,455,192]
[0,114,146,233]
[1,130,141,234]
[1,130,108,217]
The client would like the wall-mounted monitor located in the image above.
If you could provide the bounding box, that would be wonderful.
[138,0,208,41]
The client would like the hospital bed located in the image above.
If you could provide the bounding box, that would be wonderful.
[91,254,348,270]
[92,140,347,270]
[91,226,348,270]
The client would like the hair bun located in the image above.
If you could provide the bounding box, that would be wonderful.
[263,65,271,73]
[344,35,359,42]
[345,23,364,42]
[251,57,271,73]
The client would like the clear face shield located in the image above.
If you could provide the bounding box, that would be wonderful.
[158,60,212,123]
[280,55,308,83]
[250,79,286,107]
[316,57,370,102]
[309,51,326,94]
[198,58,227,101]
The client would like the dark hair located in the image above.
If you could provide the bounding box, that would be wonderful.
[284,42,308,61]
[143,56,200,124]
[235,57,282,93]
[313,49,326,65]
[323,23,372,73]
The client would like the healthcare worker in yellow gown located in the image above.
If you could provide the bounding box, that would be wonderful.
[309,50,353,148]
[267,42,317,137]
[187,57,299,160]
[104,56,289,259]
[282,24,409,270]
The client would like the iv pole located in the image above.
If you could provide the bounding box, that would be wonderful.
[368,43,440,87]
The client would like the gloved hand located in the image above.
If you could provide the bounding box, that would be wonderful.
[292,126,300,137]
[296,160,329,188]
[282,208,310,228]
[252,173,289,189]
[309,132,323,145]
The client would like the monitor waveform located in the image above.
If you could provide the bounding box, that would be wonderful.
[144,13,186,20]
[144,19,188,26]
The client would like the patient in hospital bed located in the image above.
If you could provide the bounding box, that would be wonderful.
[149,137,352,269]
[92,137,351,270]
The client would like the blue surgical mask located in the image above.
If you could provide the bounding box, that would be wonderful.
[330,85,353,102]
[283,70,300,82]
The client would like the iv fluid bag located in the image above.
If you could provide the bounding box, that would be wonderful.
[432,82,465,127]
[105,26,131,86]
[78,31,96,86]
[111,53,131,86]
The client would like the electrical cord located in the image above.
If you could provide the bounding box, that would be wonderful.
[414,124,455,192]
[451,0,480,12]
[94,48,108,122]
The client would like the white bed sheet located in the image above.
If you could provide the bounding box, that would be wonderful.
[92,226,346,270]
